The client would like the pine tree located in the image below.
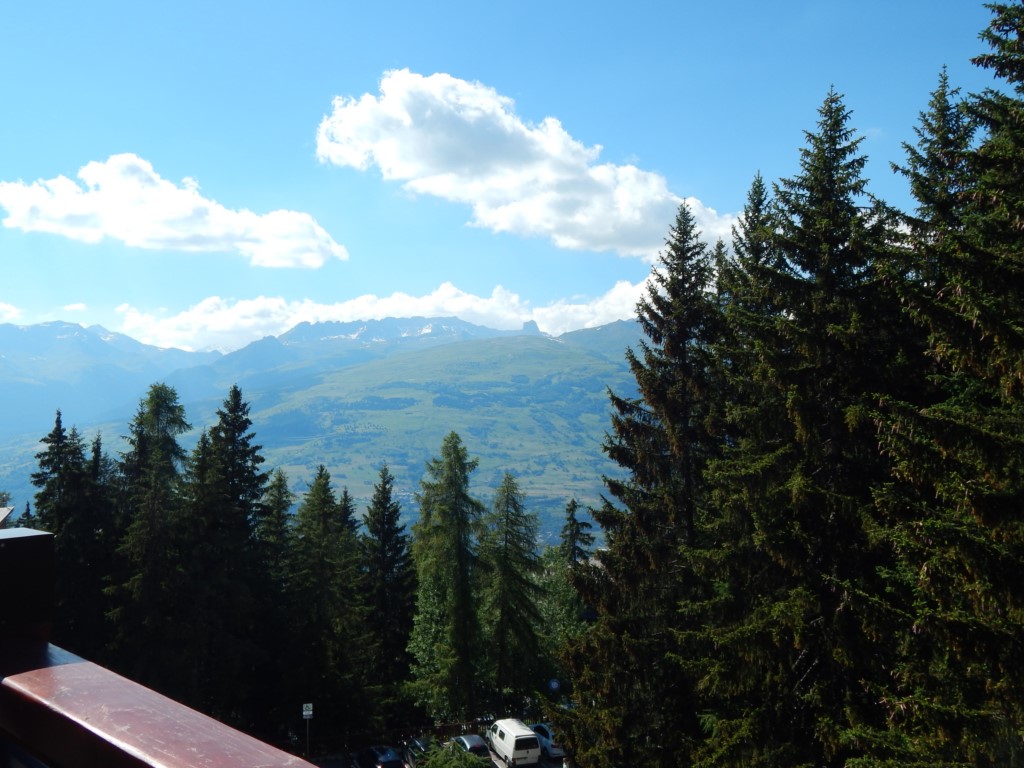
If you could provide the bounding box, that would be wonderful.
[680,176,796,767]
[250,466,295,738]
[31,413,113,658]
[560,201,719,768]
[535,504,592,700]
[866,8,1024,761]
[108,383,191,691]
[18,502,37,528]
[408,431,485,721]
[176,430,228,710]
[360,464,416,731]
[966,1,1024,392]
[196,385,270,725]
[256,467,294,570]
[286,465,370,744]
[337,485,358,534]
[693,91,910,767]
[558,498,594,570]
[543,497,594,707]
[477,472,543,715]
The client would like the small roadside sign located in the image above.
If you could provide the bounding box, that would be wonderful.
[302,703,313,720]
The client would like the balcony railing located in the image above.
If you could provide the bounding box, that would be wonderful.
[0,525,315,768]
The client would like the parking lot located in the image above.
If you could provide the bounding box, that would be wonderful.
[463,754,564,768]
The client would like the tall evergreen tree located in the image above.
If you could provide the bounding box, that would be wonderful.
[534,504,593,701]
[477,472,543,715]
[679,175,795,767]
[256,467,294,570]
[17,502,37,529]
[176,430,228,710]
[337,485,358,534]
[558,498,594,570]
[560,201,719,768]
[200,385,269,726]
[210,385,268,529]
[250,466,295,738]
[31,413,114,658]
[693,91,911,767]
[867,9,1024,762]
[408,431,485,721]
[108,383,191,690]
[286,465,370,745]
[361,464,416,731]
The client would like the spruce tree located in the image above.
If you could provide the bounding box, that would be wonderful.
[558,498,594,570]
[257,467,294,570]
[361,464,416,731]
[534,504,593,700]
[867,8,1024,762]
[560,201,719,768]
[680,176,797,767]
[171,385,268,726]
[31,413,113,658]
[250,466,295,738]
[408,431,485,721]
[108,383,191,691]
[694,91,911,767]
[285,465,370,745]
[176,430,228,710]
[477,472,543,715]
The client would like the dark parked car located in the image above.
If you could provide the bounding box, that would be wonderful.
[528,723,565,760]
[403,736,436,768]
[451,734,491,763]
[355,745,404,768]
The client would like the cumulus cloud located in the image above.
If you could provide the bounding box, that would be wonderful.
[317,69,734,259]
[0,302,22,323]
[0,154,348,267]
[115,281,648,352]
[532,280,646,335]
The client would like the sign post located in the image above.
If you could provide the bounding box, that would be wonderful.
[302,703,313,757]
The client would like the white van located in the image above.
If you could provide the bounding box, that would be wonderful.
[486,718,542,766]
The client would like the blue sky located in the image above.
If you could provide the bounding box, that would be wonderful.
[0,1,996,352]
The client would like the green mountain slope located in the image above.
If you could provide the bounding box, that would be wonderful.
[1,320,640,538]
[236,333,635,538]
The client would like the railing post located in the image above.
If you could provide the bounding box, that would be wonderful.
[0,526,54,645]
[0,520,315,767]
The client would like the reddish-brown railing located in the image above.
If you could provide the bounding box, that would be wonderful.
[0,527,315,768]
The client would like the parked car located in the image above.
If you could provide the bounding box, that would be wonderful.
[403,736,435,768]
[486,719,540,766]
[451,733,491,763]
[355,745,404,768]
[528,723,565,760]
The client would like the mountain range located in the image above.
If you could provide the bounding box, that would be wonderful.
[0,317,643,539]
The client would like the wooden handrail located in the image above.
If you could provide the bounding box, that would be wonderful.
[0,526,316,768]
[0,641,316,768]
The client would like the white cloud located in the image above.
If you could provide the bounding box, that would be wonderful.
[63,302,87,312]
[0,302,22,323]
[115,281,647,352]
[317,69,735,259]
[0,153,348,268]
[532,280,646,336]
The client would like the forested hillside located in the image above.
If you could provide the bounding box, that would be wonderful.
[0,319,640,536]
[558,5,1024,766]
[5,4,1024,767]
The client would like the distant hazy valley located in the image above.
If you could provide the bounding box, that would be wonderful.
[0,317,641,538]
